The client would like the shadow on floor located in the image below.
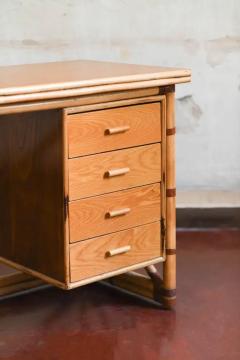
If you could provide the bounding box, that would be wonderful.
[0,229,240,360]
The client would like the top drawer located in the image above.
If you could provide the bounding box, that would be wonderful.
[67,102,161,157]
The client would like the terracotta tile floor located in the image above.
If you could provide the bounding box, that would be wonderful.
[0,230,240,360]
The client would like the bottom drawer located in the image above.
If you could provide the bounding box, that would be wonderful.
[70,222,161,282]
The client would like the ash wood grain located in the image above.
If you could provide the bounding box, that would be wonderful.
[69,143,161,200]
[0,59,191,97]
[0,110,66,282]
[65,94,163,115]
[69,183,161,242]
[0,77,191,105]
[68,257,164,289]
[0,88,160,116]
[67,103,161,157]
[70,222,161,282]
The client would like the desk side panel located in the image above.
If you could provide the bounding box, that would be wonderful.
[0,109,66,282]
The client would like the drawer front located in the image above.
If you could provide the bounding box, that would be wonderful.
[67,103,161,157]
[69,143,161,200]
[69,183,161,242]
[70,222,161,282]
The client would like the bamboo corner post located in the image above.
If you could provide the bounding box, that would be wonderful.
[163,90,177,309]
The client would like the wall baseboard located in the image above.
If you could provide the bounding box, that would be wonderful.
[177,191,240,208]
[177,207,240,229]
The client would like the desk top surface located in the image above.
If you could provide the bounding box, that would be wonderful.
[0,59,191,97]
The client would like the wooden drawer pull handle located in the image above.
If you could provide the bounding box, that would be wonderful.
[105,125,130,135]
[106,245,131,257]
[106,207,131,218]
[106,167,130,177]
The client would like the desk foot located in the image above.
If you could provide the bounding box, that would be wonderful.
[106,265,176,310]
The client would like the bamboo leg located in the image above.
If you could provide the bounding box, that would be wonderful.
[162,90,177,309]
[104,266,164,306]
[103,264,173,308]
[145,264,164,304]
[107,271,155,300]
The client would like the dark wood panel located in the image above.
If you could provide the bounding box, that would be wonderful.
[0,110,65,282]
[177,208,240,229]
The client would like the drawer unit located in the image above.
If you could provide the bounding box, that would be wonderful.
[67,102,161,157]
[0,97,164,289]
[70,222,161,282]
[69,143,161,200]
[69,183,161,242]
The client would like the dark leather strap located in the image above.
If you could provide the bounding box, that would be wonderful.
[161,288,176,298]
[166,249,176,255]
[166,127,176,136]
[166,188,176,197]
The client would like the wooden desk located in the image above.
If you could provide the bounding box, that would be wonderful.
[0,60,191,308]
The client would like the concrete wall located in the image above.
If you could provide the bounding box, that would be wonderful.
[1,0,240,201]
